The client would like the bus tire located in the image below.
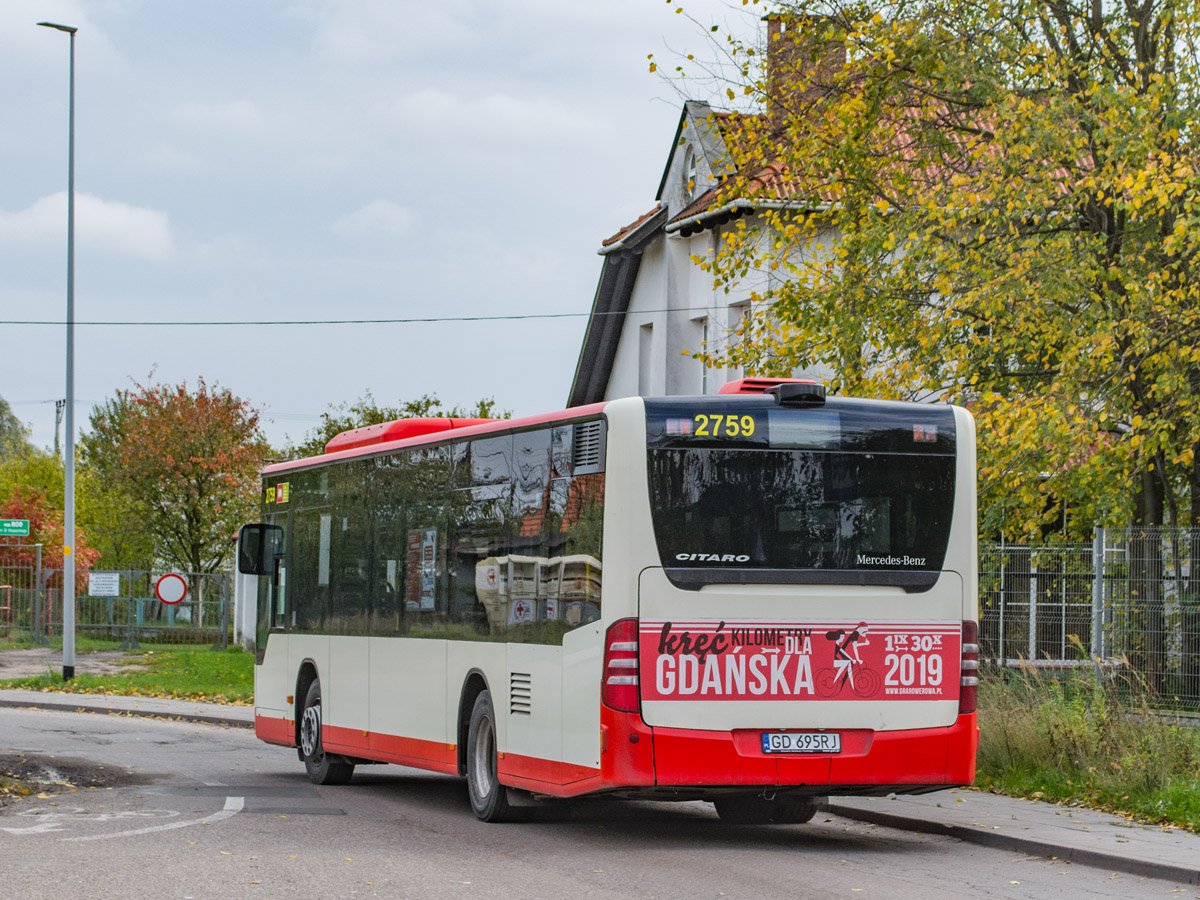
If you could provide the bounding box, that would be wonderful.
[770,797,818,824]
[300,680,355,786]
[466,690,521,822]
[713,794,774,825]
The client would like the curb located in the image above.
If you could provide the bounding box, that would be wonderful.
[824,801,1200,886]
[0,695,253,730]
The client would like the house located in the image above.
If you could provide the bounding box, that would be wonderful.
[568,18,837,407]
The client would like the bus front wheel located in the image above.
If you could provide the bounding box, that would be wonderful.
[300,680,355,786]
[466,690,521,822]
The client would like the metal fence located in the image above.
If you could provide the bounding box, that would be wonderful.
[0,566,232,650]
[981,526,1200,709]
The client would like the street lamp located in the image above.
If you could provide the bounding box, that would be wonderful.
[38,20,78,680]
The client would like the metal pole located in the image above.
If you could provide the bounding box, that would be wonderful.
[34,543,45,644]
[1029,560,1038,661]
[1092,526,1105,680]
[39,21,79,679]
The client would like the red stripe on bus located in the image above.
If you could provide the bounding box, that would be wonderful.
[255,714,294,747]
[265,403,609,474]
[497,754,601,789]
[322,724,458,775]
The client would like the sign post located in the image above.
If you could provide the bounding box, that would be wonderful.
[0,519,30,537]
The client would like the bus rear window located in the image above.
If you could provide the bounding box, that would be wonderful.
[645,398,957,592]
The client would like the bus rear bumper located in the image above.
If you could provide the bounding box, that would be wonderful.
[603,709,978,793]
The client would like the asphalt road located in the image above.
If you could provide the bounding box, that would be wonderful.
[0,708,1194,900]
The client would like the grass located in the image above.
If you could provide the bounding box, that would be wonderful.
[977,664,1200,832]
[0,645,254,705]
[0,634,145,652]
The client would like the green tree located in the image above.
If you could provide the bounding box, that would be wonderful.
[0,448,99,574]
[81,379,267,574]
[78,391,156,568]
[0,394,32,459]
[288,392,510,459]
[678,0,1200,538]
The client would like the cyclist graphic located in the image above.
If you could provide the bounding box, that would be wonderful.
[817,622,880,698]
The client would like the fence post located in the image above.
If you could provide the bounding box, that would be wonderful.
[1028,560,1038,660]
[33,543,47,645]
[119,568,141,651]
[1092,526,1105,680]
[212,573,230,651]
[998,541,1006,663]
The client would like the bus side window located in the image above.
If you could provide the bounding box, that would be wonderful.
[549,472,604,630]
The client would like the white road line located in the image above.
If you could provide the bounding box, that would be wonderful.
[66,796,244,842]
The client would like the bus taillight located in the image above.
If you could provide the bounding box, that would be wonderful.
[602,618,640,713]
[959,620,979,714]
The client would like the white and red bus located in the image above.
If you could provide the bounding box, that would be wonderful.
[238,379,979,823]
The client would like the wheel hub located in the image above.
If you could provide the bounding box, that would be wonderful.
[301,702,321,759]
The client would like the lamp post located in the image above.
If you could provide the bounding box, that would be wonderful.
[38,20,78,680]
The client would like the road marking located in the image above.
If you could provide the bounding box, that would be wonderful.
[1,819,67,835]
[17,807,179,822]
[66,796,244,842]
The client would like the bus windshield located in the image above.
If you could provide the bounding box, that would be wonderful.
[645,397,957,592]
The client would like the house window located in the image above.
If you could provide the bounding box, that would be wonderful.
[639,323,654,395]
[682,147,697,202]
[729,303,751,375]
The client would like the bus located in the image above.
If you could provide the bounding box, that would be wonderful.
[238,379,979,823]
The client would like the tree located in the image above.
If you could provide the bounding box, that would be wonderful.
[78,391,157,568]
[677,0,1200,538]
[0,393,32,459]
[0,449,99,575]
[81,379,267,575]
[287,392,510,459]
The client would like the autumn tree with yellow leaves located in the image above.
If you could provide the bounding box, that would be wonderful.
[677,0,1200,539]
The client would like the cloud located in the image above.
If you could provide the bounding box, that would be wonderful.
[0,192,174,260]
[332,200,413,239]
[167,99,263,134]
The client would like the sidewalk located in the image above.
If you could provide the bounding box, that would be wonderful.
[826,792,1200,886]
[0,687,253,728]
[2,686,1198,885]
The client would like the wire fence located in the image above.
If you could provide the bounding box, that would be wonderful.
[0,566,232,650]
[980,526,1200,710]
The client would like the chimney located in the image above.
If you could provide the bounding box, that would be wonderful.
[765,15,846,129]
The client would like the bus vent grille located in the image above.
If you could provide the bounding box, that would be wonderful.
[510,673,532,716]
[572,420,606,475]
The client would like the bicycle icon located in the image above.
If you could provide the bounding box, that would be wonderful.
[815,623,882,698]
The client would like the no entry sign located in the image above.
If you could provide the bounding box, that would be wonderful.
[155,573,188,605]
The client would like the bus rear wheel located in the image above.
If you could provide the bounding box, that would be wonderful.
[713,794,775,824]
[713,794,818,825]
[770,797,819,824]
[300,680,355,786]
[466,690,522,822]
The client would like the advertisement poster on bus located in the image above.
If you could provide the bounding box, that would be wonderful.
[638,620,961,702]
[419,529,437,610]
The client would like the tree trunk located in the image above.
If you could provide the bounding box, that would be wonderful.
[1131,466,1165,695]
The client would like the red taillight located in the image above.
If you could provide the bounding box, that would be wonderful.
[602,618,640,713]
[959,620,979,714]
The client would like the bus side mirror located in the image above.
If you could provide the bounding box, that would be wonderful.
[238,524,284,576]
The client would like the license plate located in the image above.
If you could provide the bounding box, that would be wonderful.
[761,731,841,754]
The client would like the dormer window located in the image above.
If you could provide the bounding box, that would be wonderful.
[682,147,697,201]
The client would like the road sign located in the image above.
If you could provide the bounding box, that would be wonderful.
[0,519,30,537]
[88,572,121,597]
[155,573,188,605]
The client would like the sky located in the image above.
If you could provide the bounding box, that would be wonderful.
[1,0,759,452]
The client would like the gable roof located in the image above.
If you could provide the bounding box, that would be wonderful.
[568,204,668,408]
